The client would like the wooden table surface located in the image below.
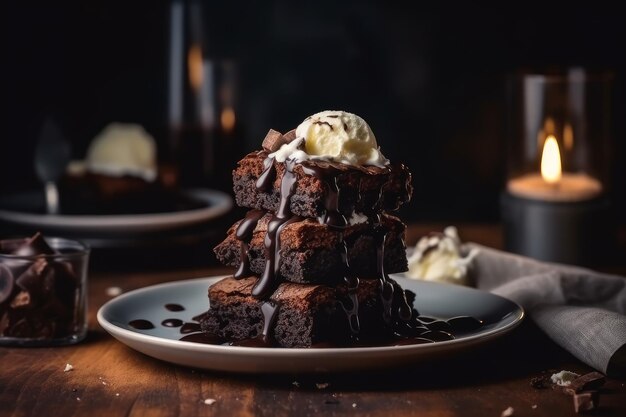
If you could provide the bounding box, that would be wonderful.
[1,224,625,417]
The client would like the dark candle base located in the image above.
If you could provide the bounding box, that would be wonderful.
[501,192,613,266]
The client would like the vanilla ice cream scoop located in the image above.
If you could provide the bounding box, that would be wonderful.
[271,111,388,167]
[406,226,479,285]
[86,123,157,181]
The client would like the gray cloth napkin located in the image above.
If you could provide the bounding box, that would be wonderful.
[466,243,626,377]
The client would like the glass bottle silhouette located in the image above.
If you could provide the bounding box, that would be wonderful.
[167,0,239,190]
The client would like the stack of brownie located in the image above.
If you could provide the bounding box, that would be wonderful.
[201,128,415,348]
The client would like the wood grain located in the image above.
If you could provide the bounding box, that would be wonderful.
[1,224,625,417]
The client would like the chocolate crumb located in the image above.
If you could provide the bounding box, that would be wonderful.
[573,391,599,413]
[501,406,514,417]
[530,375,550,389]
[316,382,329,389]
[563,372,606,395]
[105,287,122,297]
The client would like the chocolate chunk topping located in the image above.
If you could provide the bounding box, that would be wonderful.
[262,129,288,152]
[283,129,297,141]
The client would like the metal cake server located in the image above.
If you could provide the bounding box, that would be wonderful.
[34,118,71,214]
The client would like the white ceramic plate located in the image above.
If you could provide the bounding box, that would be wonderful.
[97,276,524,374]
[0,189,232,233]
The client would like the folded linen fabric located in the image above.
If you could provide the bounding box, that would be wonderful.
[467,244,626,377]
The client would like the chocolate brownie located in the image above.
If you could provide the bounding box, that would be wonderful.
[233,151,413,219]
[214,212,408,284]
[59,172,203,215]
[199,276,416,348]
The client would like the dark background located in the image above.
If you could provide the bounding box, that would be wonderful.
[1,1,625,223]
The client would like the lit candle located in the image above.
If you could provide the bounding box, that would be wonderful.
[502,70,613,266]
[507,135,602,202]
[502,133,610,265]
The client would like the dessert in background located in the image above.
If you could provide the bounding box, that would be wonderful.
[406,226,479,285]
[83,123,158,182]
[60,123,202,214]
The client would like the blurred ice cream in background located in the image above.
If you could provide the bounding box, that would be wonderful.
[68,123,157,182]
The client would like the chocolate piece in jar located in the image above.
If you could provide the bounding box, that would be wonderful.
[0,233,88,345]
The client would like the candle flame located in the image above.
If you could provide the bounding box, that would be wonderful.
[541,135,562,184]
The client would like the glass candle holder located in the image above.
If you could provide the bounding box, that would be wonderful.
[0,234,89,346]
[502,69,613,265]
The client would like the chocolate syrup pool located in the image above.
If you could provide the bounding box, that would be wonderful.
[125,148,482,348]
[127,302,483,347]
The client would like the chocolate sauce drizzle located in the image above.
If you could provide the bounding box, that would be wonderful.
[253,159,299,298]
[255,156,276,191]
[230,301,279,347]
[234,209,265,279]
[228,148,419,345]
[300,163,361,333]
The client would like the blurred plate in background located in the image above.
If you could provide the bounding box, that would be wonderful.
[0,188,232,233]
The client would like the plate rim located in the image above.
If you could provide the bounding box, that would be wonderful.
[0,188,233,231]
[97,275,525,359]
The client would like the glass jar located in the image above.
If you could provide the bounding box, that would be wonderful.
[0,234,89,346]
